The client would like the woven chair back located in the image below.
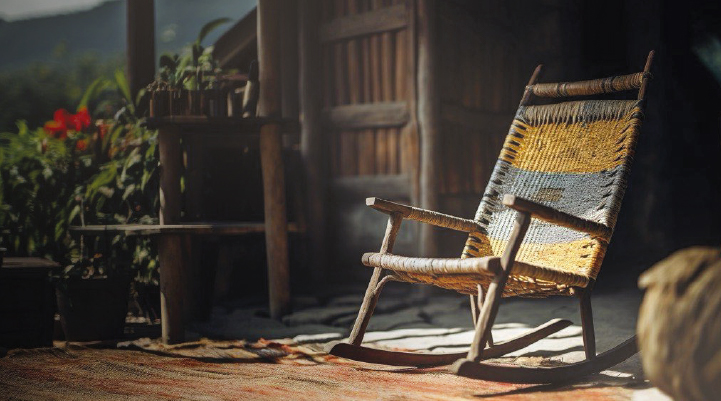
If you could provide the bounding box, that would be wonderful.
[462,97,645,289]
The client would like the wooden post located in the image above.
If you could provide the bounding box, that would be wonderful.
[258,0,291,319]
[157,126,186,344]
[405,0,420,206]
[280,0,300,119]
[417,0,440,258]
[299,0,328,283]
[126,0,155,102]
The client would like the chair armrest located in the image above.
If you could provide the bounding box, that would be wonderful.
[502,195,612,239]
[366,197,483,233]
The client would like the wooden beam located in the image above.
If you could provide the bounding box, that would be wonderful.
[69,222,301,236]
[319,3,407,43]
[280,0,300,119]
[404,0,420,206]
[258,0,291,319]
[417,0,441,258]
[322,102,409,130]
[213,8,257,69]
[299,0,328,283]
[126,0,155,101]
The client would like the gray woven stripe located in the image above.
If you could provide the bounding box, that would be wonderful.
[488,212,587,244]
[475,163,626,244]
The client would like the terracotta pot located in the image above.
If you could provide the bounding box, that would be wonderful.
[56,273,131,341]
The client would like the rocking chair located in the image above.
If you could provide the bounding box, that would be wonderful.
[329,51,655,383]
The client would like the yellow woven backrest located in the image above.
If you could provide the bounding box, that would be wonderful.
[462,100,645,280]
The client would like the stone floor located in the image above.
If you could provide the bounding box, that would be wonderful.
[187,284,671,400]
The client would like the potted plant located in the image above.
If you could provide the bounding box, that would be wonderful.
[59,72,160,340]
[147,18,231,117]
[0,69,160,342]
[185,18,230,116]
[55,250,132,341]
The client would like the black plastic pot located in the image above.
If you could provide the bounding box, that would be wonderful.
[169,89,188,116]
[55,273,131,341]
[188,90,203,115]
[0,257,58,348]
[150,90,170,117]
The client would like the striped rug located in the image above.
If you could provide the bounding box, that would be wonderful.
[0,340,637,400]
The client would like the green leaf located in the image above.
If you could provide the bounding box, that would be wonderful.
[197,17,231,45]
[114,70,136,114]
[68,204,81,225]
[122,184,136,200]
[159,53,179,71]
[79,77,110,108]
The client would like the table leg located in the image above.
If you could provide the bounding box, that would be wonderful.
[158,127,184,343]
[259,122,290,319]
[159,234,186,344]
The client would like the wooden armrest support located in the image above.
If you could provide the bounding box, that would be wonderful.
[366,197,483,233]
[502,195,612,239]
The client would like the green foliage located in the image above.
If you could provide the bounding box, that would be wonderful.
[152,18,230,91]
[0,71,160,284]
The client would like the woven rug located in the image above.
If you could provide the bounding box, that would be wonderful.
[0,339,640,400]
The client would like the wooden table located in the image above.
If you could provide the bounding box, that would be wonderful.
[73,116,299,344]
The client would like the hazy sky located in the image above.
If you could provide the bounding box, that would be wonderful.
[0,0,105,21]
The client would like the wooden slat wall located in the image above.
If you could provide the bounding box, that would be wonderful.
[309,0,585,276]
[317,0,419,281]
[435,0,582,224]
[437,6,523,199]
[320,0,415,180]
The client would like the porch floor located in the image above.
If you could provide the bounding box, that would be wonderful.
[1,286,669,400]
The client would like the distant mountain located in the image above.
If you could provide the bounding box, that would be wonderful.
[0,0,256,71]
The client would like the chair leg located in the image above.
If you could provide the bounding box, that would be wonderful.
[467,211,531,362]
[470,294,478,326]
[470,286,493,347]
[467,273,508,361]
[579,289,596,359]
[348,267,387,345]
[348,212,403,345]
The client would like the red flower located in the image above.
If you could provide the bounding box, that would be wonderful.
[71,107,91,132]
[43,107,93,139]
[96,121,109,139]
[76,139,87,151]
[44,108,71,139]
[44,121,67,139]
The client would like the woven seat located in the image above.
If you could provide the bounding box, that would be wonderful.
[362,253,590,295]
[332,52,655,383]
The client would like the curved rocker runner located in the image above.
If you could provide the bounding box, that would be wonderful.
[327,318,572,367]
[329,51,654,383]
